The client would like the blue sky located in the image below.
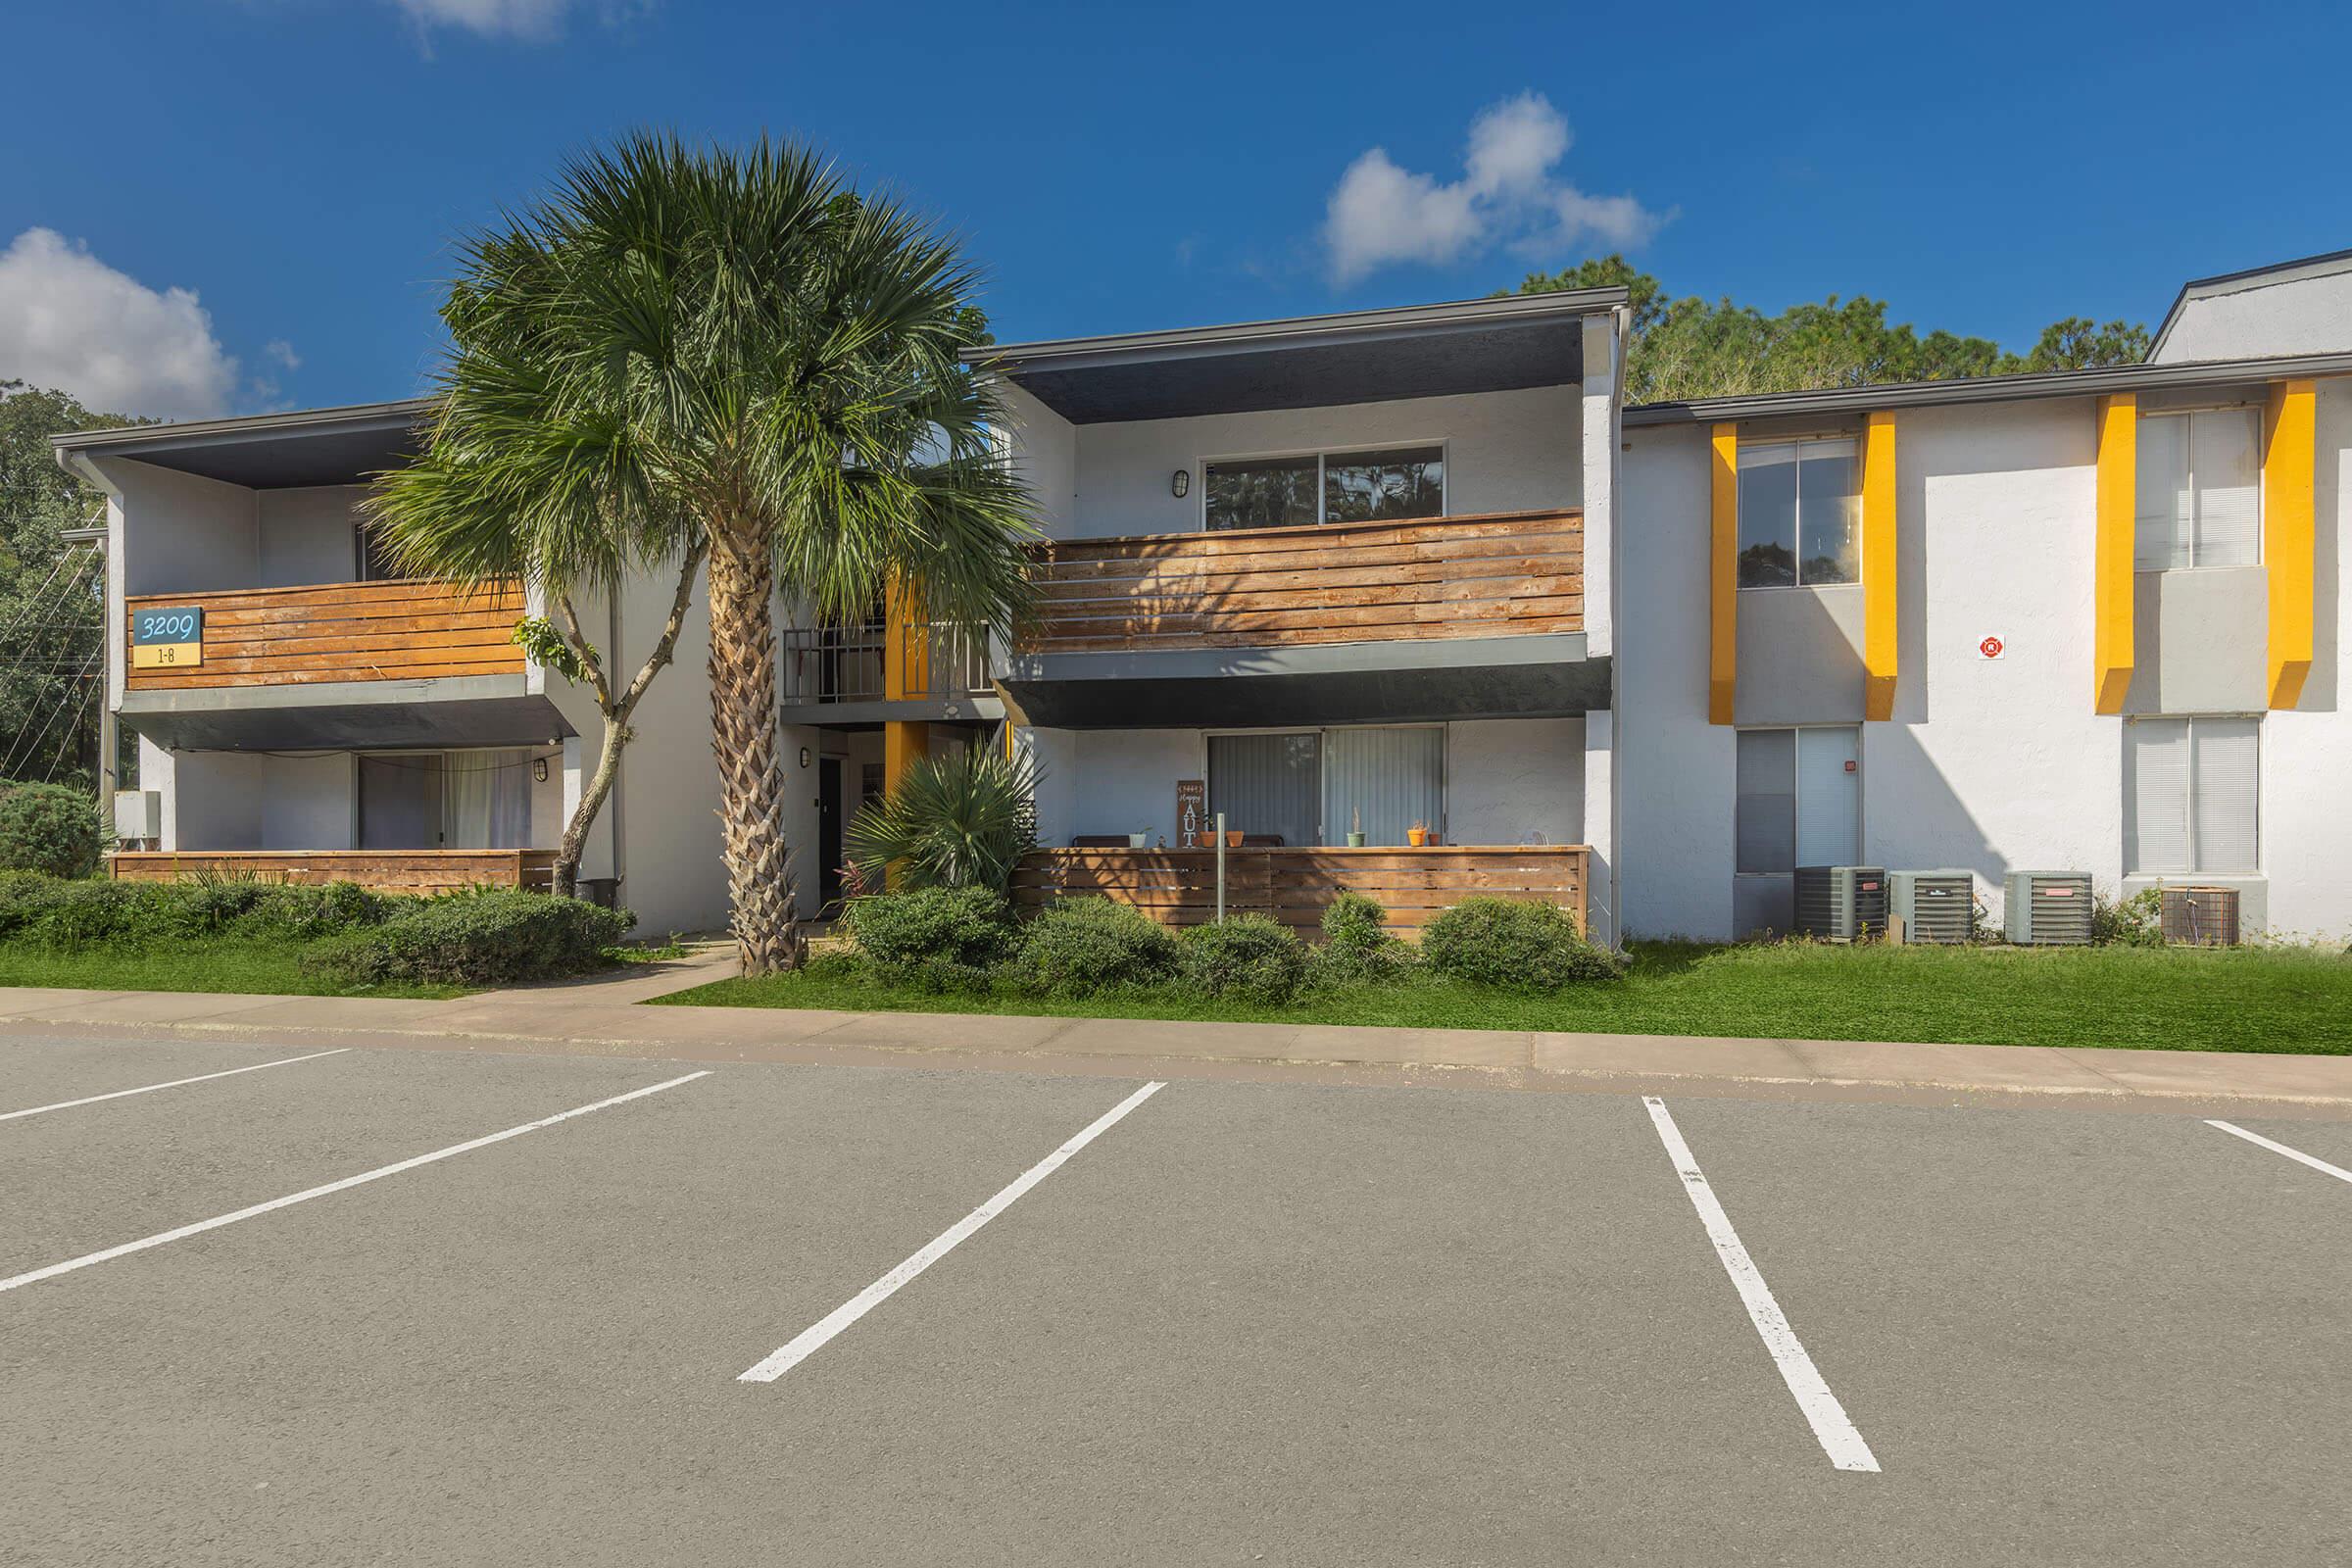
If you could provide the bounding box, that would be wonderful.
[5,0,2346,417]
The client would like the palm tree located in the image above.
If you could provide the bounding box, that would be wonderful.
[377,133,1035,972]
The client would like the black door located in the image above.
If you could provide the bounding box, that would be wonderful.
[817,758,844,911]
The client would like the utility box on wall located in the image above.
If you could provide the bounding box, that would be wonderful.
[113,790,162,843]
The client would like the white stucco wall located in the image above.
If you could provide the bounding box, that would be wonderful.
[2154,264,2352,363]
[1000,384,1076,536]
[256,485,363,586]
[105,459,258,597]
[1055,386,1583,540]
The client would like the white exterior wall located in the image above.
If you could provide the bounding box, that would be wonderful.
[256,485,364,584]
[2263,376,2352,938]
[2154,264,2352,363]
[1058,386,1583,541]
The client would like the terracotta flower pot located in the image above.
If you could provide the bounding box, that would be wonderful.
[1406,827,1429,847]
[1195,832,1216,848]
[1226,831,1245,848]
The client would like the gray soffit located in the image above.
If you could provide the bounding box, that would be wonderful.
[1624,349,2352,428]
[776,696,1006,727]
[2152,247,2352,355]
[53,398,434,489]
[119,679,570,751]
[968,290,1625,424]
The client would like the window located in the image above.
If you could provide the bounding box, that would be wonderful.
[1204,445,1444,531]
[1738,439,1859,588]
[1734,726,1860,934]
[1205,725,1445,847]
[2134,409,2260,571]
[2125,716,2258,874]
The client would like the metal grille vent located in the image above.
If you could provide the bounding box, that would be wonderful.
[2003,870,2092,945]
[1889,870,1974,944]
[1795,865,1888,942]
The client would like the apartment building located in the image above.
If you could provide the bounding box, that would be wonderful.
[52,251,2352,943]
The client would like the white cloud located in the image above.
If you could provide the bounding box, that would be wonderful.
[391,0,573,35]
[0,228,241,419]
[264,338,301,371]
[1323,93,1665,285]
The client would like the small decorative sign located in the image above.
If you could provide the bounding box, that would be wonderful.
[1978,634,2005,661]
[1175,778,1205,845]
[131,606,205,669]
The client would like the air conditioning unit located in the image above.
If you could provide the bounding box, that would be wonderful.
[1794,865,1888,942]
[1889,870,1975,944]
[113,790,162,842]
[2003,870,2092,946]
[2160,884,2240,947]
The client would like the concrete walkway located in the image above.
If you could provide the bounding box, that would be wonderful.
[2,981,2349,1116]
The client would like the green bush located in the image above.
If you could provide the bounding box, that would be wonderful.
[844,745,1038,892]
[845,885,1017,966]
[1321,891,1390,952]
[301,890,631,986]
[1003,897,1178,997]
[1177,913,1309,1004]
[1420,897,1625,991]
[0,874,397,948]
[0,783,104,878]
[2092,887,2164,948]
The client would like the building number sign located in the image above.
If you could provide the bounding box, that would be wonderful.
[131,606,205,669]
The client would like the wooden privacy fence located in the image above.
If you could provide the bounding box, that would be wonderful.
[109,850,558,897]
[123,578,525,691]
[1010,845,1590,938]
[1022,509,1583,655]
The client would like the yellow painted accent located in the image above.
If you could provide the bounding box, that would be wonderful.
[883,574,927,701]
[2263,379,2317,710]
[129,642,201,669]
[1861,411,1898,720]
[1708,423,1739,724]
[883,720,929,793]
[2092,394,2136,713]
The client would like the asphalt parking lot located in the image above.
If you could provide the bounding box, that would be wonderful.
[4,1036,2349,1566]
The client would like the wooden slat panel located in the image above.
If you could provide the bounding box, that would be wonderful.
[108,850,557,897]
[1020,511,1583,656]
[125,578,526,691]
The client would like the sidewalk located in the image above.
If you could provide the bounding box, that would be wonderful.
[4,981,2351,1115]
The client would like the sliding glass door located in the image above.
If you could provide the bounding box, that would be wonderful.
[1206,732,1322,848]
[1206,726,1445,848]
[359,749,537,850]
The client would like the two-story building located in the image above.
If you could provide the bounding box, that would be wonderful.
[51,250,2352,945]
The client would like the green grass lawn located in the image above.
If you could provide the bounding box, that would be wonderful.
[660,941,2352,1054]
[0,937,470,1000]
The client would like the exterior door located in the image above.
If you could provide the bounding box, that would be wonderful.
[818,757,844,909]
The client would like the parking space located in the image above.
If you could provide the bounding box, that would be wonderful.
[4,1037,2349,1566]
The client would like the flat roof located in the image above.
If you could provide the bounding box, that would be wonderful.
[1623,348,2352,427]
[51,397,433,489]
[970,289,1625,424]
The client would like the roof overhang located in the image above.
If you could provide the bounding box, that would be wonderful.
[52,398,433,490]
[969,290,1625,424]
[118,677,570,751]
[1623,348,2352,428]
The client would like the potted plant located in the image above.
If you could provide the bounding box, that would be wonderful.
[1406,819,1429,847]
[1127,831,1149,849]
[1225,829,1245,848]
[1347,806,1365,848]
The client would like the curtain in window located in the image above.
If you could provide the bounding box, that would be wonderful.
[2191,718,2259,872]
[1794,727,1860,866]
[1322,727,1443,847]
[443,749,536,850]
[2192,411,2261,568]
[2125,718,2191,874]
[1207,732,1321,848]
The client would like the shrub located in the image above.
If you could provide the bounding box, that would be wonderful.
[844,745,1038,892]
[2092,886,2164,948]
[301,890,631,986]
[0,874,399,948]
[1420,897,1626,990]
[1321,891,1390,952]
[1003,897,1178,997]
[0,783,104,878]
[1177,913,1309,1004]
[844,885,1017,966]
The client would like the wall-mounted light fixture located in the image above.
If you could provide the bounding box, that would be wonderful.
[532,758,550,784]
[1171,468,1191,499]
[799,746,812,769]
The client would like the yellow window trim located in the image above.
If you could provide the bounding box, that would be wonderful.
[1861,412,1897,720]
[2263,379,2317,710]
[1708,423,1738,724]
[2093,394,2136,713]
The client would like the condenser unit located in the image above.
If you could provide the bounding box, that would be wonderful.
[1889,870,1975,944]
[1794,865,1888,942]
[2160,885,2241,947]
[2003,870,2092,946]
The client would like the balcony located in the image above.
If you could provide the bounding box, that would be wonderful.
[110,848,558,897]
[1003,509,1602,728]
[779,619,999,723]
[1011,844,1591,938]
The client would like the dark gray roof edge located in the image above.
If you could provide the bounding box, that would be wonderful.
[2151,247,2352,354]
[49,396,436,454]
[1624,349,2352,427]
[966,288,1628,371]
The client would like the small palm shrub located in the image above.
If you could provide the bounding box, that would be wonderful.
[0,783,104,878]
[1421,897,1625,990]
[844,886,1017,966]
[845,745,1037,893]
[1003,897,1178,997]
[1178,913,1309,1004]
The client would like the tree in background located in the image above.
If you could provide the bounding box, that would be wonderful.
[380,134,1036,973]
[0,383,138,789]
[1512,258,2150,403]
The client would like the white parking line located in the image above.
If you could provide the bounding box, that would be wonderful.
[0,1048,351,1124]
[2206,1120,2352,1186]
[739,1079,1165,1384]
[0,1070,710,1296]
[1642,1096,1881,1474]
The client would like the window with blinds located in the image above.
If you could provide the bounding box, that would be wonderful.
[2133,410,2261,571]
[2124,716,2259,874]
[1205,725,1446,847]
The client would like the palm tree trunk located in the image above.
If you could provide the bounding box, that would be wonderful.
[707,515,802,973]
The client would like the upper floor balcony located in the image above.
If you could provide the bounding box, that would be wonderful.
[124,577,526,693]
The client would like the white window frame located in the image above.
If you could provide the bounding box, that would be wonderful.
[1735,434,1863,592]
[1199,439,1449,532]
[1200,722,1450,846]
[2123,714,2262,876]
[1732,723,1865,884]
[2134,406,2264,572]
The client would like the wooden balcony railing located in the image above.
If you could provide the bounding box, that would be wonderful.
[109,849,558,897]
[123,578,525,692]
[1021,508,1583,656]
[1011,844,1590,938]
